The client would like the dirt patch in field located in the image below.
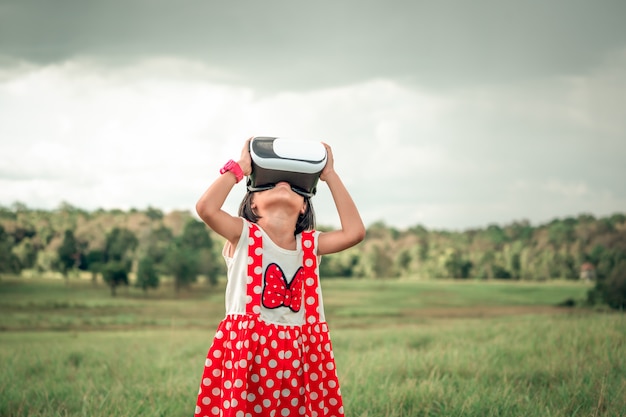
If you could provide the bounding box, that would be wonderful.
[402,305,583,319]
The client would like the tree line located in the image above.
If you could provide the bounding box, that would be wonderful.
[1,203,625,308]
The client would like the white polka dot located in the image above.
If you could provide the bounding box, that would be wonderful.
[237,411,244,417]
[271,340,278,349]
[211,406,220,415]
[239,359,247,368]
[224,399,230,409]
[281,388,291,397]
[224,380,232,389]
[253,305,261,314]
[231,398,238,408]
[202,397,211,405]
[247,275,253,284]
[306,278,314,286]
[251,373,260,383]
[292,359,300,368]
[254,285,262,294]
[305,258,313,267]
[215,330,224,339]
[260,367,268,377]
[255,405,262,413]
[306,296,315,305]
[255,247,263,255]
[246,295,252,304]
[212,387,220,396]
[330,398,338,406]
[304,240,312,248]
[205,358,212,367]
[212,369,221,377]
[263,399,271,407]
[202,377,211,386]
[225,360,233,369]
[281,408,290,416]
[195,405,201,414]
[254,266,263,275]
[267,379,274,388]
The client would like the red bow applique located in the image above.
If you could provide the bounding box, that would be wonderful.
[262,263,304,312]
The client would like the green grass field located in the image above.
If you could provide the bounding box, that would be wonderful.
[1,278,624,417]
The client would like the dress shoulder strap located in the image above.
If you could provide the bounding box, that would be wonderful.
[246,223,263,315]
[301,230,321,323]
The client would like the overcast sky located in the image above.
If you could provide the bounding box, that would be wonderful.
[1,0,625,230]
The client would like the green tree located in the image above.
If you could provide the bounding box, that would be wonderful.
[164,244,199,294]
[84,249,105,285]
[442,248,473,278]
[102,228,138,296]
[0,225,21,277]
[104,228,138,263]
[602,260,626,309]
[179,219,217,285]
[12,238,38,270]
[57,230,81,282]
[102,261,130,297]
[136,256,159,293]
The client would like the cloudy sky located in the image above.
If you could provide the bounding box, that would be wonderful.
[1,0,625,230]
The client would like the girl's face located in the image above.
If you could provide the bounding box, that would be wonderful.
[252,182,306,215]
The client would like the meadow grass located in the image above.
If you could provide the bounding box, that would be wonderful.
[0,278,624,417]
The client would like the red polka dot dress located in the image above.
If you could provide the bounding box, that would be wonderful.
[195,221,344,417]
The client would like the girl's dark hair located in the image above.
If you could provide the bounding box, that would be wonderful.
[238,191,316,235]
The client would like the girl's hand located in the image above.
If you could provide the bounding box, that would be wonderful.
[238,138,253,176]
[320,142,335,182]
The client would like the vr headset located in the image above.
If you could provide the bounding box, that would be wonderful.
[247,136,327,198]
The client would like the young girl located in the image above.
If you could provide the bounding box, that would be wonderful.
[194,139,365,417]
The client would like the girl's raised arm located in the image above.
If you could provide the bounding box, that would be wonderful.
[317,143,366,256]
[195,139,252,246]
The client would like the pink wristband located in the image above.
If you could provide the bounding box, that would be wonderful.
[220,159,244,183]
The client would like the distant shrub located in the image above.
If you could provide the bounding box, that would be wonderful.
[588,259,626,310]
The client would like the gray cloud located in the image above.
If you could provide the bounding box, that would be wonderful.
[2,0,626,91]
